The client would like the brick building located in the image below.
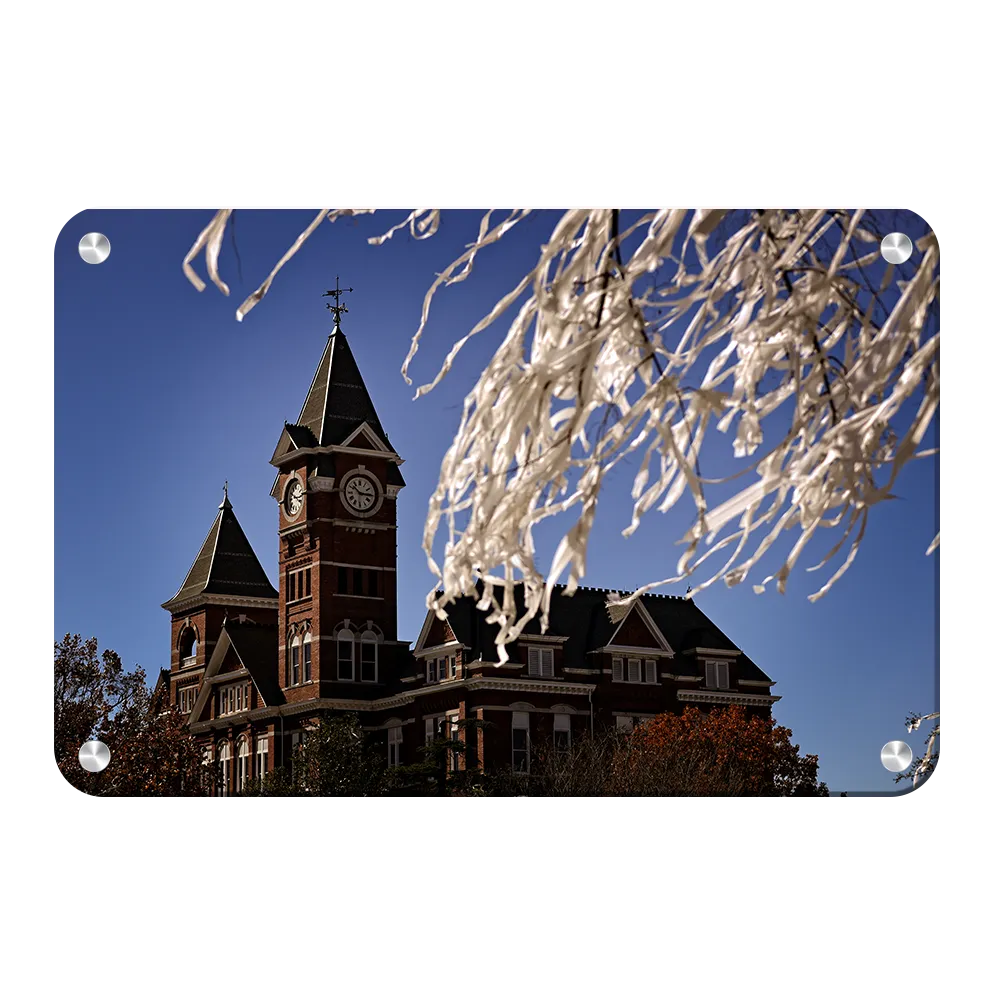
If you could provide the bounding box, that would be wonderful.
[157,314,779,794]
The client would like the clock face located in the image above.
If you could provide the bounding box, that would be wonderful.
[343,474,378,514]
[284,479,304,517]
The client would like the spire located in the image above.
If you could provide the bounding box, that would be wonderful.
[269,286,405,490]
[286,323,396,451]
[163,492,278,609]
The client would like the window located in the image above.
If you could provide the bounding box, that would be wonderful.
[236,737,249,793]
[360,629,377,682]
[368,569,380,597]
[286,566,312,602]
[427,658,437,684]
[219,682,249,716]
[338,566,348,594]
[616,716,634,733]
[553,713,571,752]
[290,635,301,686]
[337,628,354,680]
[613,655,657,684]
[255,736,268,780]
[354,568,364,595]
[449,655,457,679]
[178,685,197,714]
[388,726,402,767]
[302,632,312,683]
[217,742,231,797]
[450,718,460,771]
[705,660,730,690]
[179,627,198,664]
[425,717,440,744]
[527,647,554,678]
[512,712,530,773]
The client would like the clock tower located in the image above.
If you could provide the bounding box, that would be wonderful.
[269,311,406,701]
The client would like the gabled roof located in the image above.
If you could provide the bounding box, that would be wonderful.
[163,491,278,609]
[293,327,397,452]
[225,621,283,707]
[437,582,774,685]
[187,620,284,725]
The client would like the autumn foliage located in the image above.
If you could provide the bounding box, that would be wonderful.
[626,706,828,796]
[55,634,207,796]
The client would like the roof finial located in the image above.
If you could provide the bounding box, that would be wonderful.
[323,275,353,331]
[220,481,231,510]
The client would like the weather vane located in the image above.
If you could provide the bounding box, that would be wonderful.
[323,275,353,327]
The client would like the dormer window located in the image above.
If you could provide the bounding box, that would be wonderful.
[527,647,554,678]
[219,682,250,716]
[705,660,730,690]
[612,657,658,684]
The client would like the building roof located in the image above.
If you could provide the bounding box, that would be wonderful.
[441,582,774,685]
[294,327,397,452]
[163,491,278,609]
[224,621,283,707]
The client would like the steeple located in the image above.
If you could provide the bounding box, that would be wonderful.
[271,284,405,486]
[163,488,278,610]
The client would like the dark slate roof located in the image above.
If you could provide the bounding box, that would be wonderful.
[442,582,774,684]
[224,621,284,707]
[163,493,278,608]
[295,328,397,452]
[284,423,318,450]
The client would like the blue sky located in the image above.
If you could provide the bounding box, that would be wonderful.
[54,209,938,794]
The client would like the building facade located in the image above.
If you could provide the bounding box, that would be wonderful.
[158,314,779,794]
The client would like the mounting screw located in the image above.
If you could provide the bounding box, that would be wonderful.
[880,232,912,265]
[78,232,111,264]
[880,740,912,773]
[79,740,111,773]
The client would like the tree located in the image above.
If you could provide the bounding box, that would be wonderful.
[609,707,819,796]
[54,634,207,795]
[630,706,828,796]
[389,717,492,796]
[182,209,939,654]
[244,714,389,796]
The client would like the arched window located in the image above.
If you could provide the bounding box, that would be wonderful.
[360,629,378,683]
[179,627,198,663]
[337,628,355,681]
[217,742,231,797]
[236,736,250,793]
[303,631,312,683]
[290,634,301,686]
